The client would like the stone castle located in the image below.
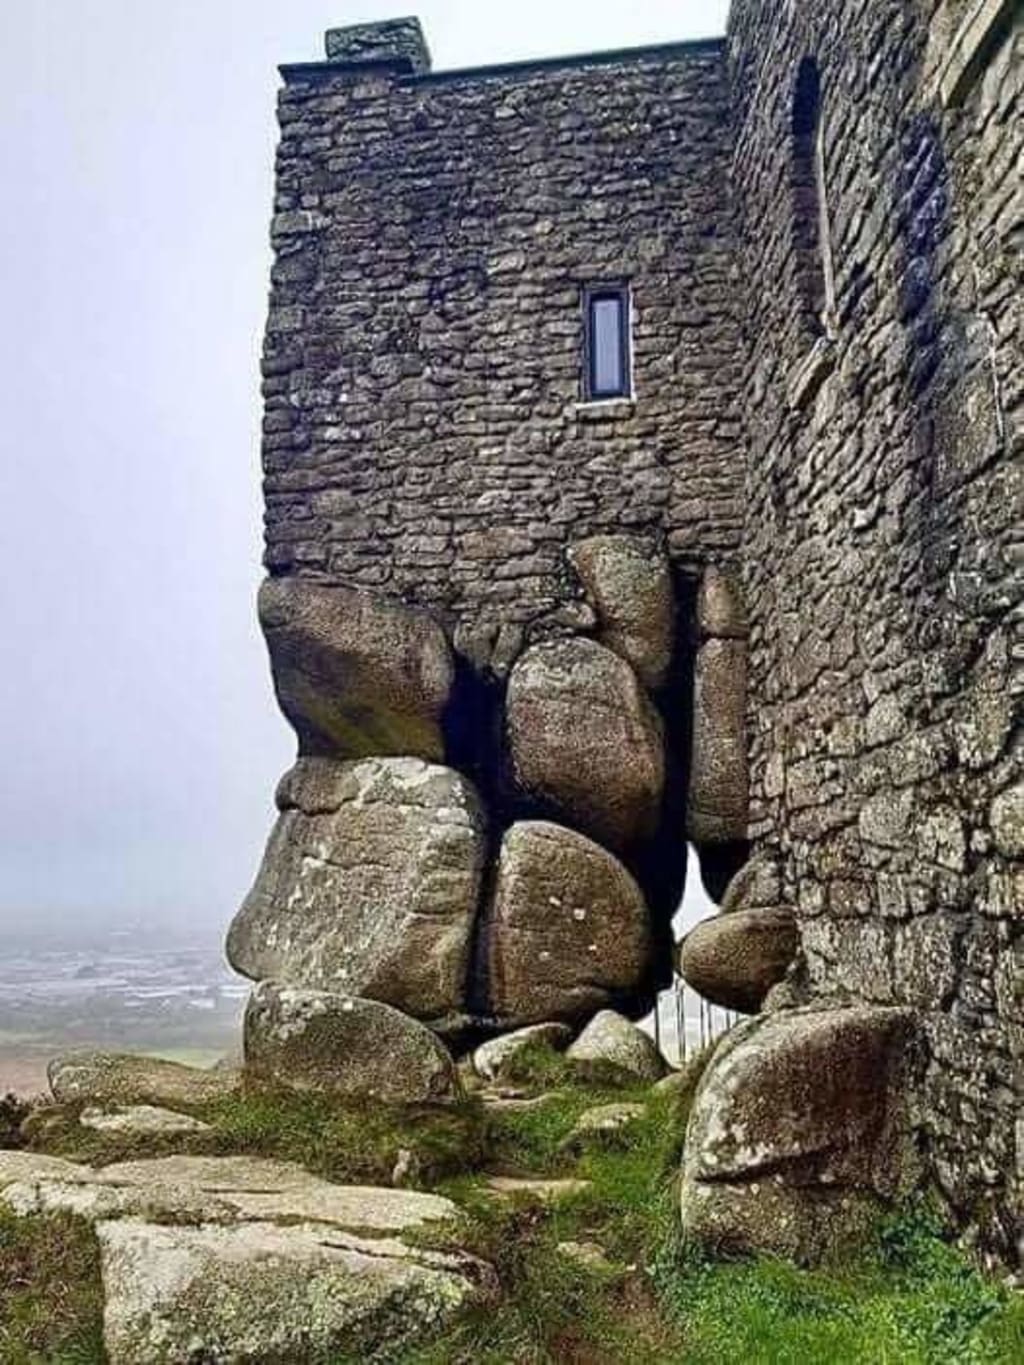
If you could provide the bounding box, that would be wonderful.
[230,1,1022,1266]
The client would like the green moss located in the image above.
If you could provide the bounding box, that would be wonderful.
[0,1207,105,1364]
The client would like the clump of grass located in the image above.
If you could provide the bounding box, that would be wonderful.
[0,1207,105,1363]
[0,1093,31,1150]
[198,1086,489,1185]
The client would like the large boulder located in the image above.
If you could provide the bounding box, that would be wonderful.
[486,822,653,1027]
[565,1010,668,1084]
[259,577,454,760]
[678,908,798,1014]
[98,1218,490,1365]
[505,639,665,851]
[686,638,749,845]
[244,982,460,1104]
[227,757,486,1020]
[567,535,675,689]
[48,1051,239,1108]
[680,1005,920,1262]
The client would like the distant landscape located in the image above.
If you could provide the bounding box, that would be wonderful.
[0,926,246,1097]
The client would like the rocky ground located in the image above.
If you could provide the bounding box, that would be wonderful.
[1,1036,1020,1364]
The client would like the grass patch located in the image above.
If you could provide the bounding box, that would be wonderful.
[20,1085,490,1188]
[0,1207,104,1364]
[7,1067,1021,1364]
[412,1088,1022,1365]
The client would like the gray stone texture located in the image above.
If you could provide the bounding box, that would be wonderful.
[472,1023,573,1082]
[244,982,460,1104]
[324,17,432,73]
[258,577,454,761]
[680,1006,921,1261]
[485,821,654,1027]
[227,757,486,1019]
[686,637,750,843]
[565,1009,668,1084]
[678,908,798,1014]
[505,639,665,850]
[98,1219,488,1365]
[729,0,1022,1261]
[567,534,675,688]
[262,43,741,621]
[48,1052,239,1108]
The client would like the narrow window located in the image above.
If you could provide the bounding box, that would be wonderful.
[791,57,836,338]
[583,285,631,400]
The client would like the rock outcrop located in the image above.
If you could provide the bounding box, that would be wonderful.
[48,1051,239,1108]
[472,1022,573,1082]
[680,1005,920,1262]
[227,757,486,1019]
[678,908,798,1014]
[567,535,675,689]
[244,982,460,1104]
[0,1151,490,1364]
[505,638,664,850]
[565,1010,668,1084]
[259,577,454,761]
[100,1218,487,1365]
[486,822,654,1027]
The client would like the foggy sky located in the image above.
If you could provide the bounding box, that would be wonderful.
[0,1,728,940]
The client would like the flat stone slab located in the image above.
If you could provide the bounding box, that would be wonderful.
[48,1050,239,1108]
[99,1217,492,1365]
[484,1176,591,1203]
[559,1102,646,1153]
[80,1105,212,1136]
[1,1152,458,1234]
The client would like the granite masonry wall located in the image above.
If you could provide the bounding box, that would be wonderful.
[727,0,1022,1260]
[261,34,742,650]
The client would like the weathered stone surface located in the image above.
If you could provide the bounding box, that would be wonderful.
[565,1010,668,1084]
[680,1006,920,1261]
[696,565,747,639]
[259,577,454,761]
[3,1153,458,1233]
[325,17,432,73]
[47,1052,239,1109]
[678,908,798,1014]
[227,757,486,1019]
[486,822,653,1027]
[98,1218,490,1365]
[505,640,665,850]
[559,1102,645,1154]
[244,982,459,1104]
[484,1176,590,1203]
[472,1023,573,1082]
[567,535,675,688]
[686,637,749,844]
[719,851,782,915]
[990,781,1023,858]
[80,1106,212,1136]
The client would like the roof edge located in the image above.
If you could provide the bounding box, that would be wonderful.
[279,35,726,86]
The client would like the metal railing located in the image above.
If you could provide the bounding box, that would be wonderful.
[650,976,736,1067]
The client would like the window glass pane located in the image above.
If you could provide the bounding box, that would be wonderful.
[591,296,624,394]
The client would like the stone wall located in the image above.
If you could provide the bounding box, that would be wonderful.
[262,34,742,651]
[727,0,1021,1260]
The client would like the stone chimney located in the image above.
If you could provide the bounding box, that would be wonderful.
[324,17,432,73]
